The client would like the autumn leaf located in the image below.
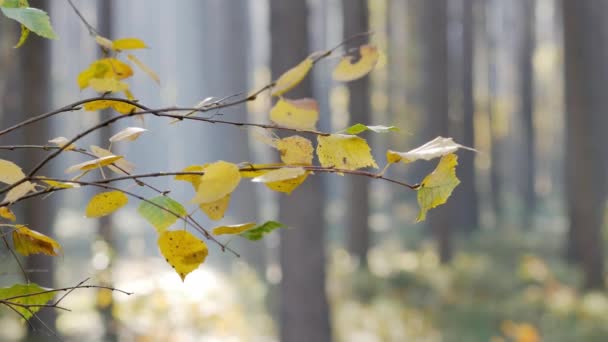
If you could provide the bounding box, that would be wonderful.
[269,98,319,130]
[64,155,124,174]
[271,57,313,96]
[0,283,56,320]
[212,222,256,236]
[191,161,241,204]
[416,154,460,222]
[3,181,36,204]
[0,159,26,184]
[85,191,128,218]
[40,178,79,189]
[14,24,29,48]
[94,35,113,50]
[158,230,208,281]
[109,127,147,143]
[77,58,133,89]
[137,196,187,232]
[127,54,160,84]
[265,173,308,194]
[239,221,286,241]
[89,145,135,174]
[317,134,378,170]
[0,206,16,221]
[12,225,62,256]
[276,135,314,165]
[238,163,284,178]
[89,78,129,93]
[112,38,147,50]
[387,136,475,164]
[83,99,138,115]
[199,194,231,221]
[251,167,309,194]
[344,123,399,135]
[333,44,379,82]
[174,164,206,190]
[48,136,76,150]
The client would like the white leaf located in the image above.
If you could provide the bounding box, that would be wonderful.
[4,181,36,204]
[109,127,147,143]
[90,145,135,174]
[64,155,124,174]
[387,136,475,164]
[48,136,76,150]
[0,159,26,185]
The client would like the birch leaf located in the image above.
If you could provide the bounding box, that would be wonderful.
[344,123,399,135]
[0,283,56,321]
[212,222,256,236]
[90,145,135,174]
[109,127,147,143]
[174,164,206,190]
[48,136,76,150]
[12,225,62,256]
[387,136,475,164]
[271,57,313,96]
[333,44,379,82]
[416,154,460,222]
[276,135,314,165]
[113,38,147,50]
[137,196,187,233]
[3,181,36,203]
[239,221,286,241]
[0,6,57,40]
[127,54,160,84]
[158,230,208,281]
[0,207,16,221]
[251,167,306,183]
[199,193,231,221]
[0,159,25,184]
[64,155,123,174]
[83,99,137,115]
[317,134,378,170]
[265,173,308,194]
[269,98,319,130]
[89,78,129,93]
[85,191,128,218]
[191,161,241,204]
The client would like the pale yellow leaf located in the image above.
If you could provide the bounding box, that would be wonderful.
[40,178,80,189]
[0,207,16,221]
[333,44,379,82]
[269,98,319,130]
[271,57,313,96]
[12,225,62,256]
[90,145,135,174]
[238,163,284,178]
[158,230,208,281]
[83,99,137,115]
[191,161,241,204]
[112,37,147,50]
[89,78,129,93]
[0,159,26,184]
[85,191,129,218]
[316,134,378,170]
[199,193,231,221]
[212,222,256,236]
[64,155,124,174]
[276,136,314,165]
[251,167,306,183]
[95,35,114,50]
[3,182,36,204]
[127,54,160,84]
[416,154,460,222]
[48,136,76,150]
[174,164,207,190]
[109,127,147,143]
[386,136,475,164]
[265,173,308,194]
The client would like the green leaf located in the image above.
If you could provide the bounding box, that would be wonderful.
[239,221,286,241]
[1,6,57,40]
[137,196,187,232]
[0,283,55,320]
[344,123,399,135]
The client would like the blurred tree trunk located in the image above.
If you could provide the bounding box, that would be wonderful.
[451,0,479,233]
[519,0,536,229]
[202,0,263,274]
[270,1,331,341]
[343,0,371,267]
[562,0,608,290]
[96,2,119,341]
[20,1,56,339]
[419,0,452,262]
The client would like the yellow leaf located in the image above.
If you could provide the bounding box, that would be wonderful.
[127,54,160,84]
[158,230,208,281]
[3,182,36,204]
[12,225,62,256]
[48,136,76,150]
[271,57,313,96]
[112,37,147,50]
[316,134,378,170]
[109,127,147,143]
[265,173,308,194]
[83,99,137,114]
[90,145,135,174]
[238,163,284,178]
[89,78,129,93]
[40,178,79,189]
[85,191,129,218]
[333,44,379,82]
[175,164,206,190]
[64,155,123,174]
[95,35,114,50]
[212,222,256,236]
[0,207,16,221]
[14,25,29,48]
[251,167,306,183]
[276,136,314,165]
[269,98,319,130]
[77,58,133,89]
[416,154,460,222]
[0,159,26,184]
[191,161,241,204]
[199,193,231,221]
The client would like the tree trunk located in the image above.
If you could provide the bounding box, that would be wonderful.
[270,1,332,341]
[563,0,608,290]
[343,0,371,267]
[19,1,56,339]
[419,0,452,262]
[519,0,536,229]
